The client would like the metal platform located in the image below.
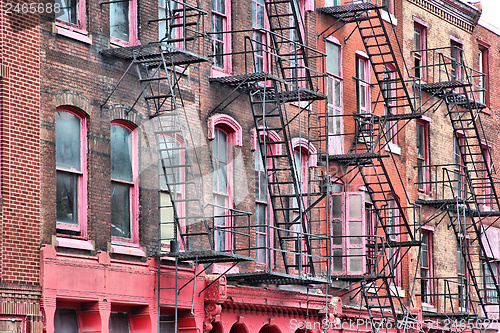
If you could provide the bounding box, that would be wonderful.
[414,198,466,208]
[383,112,423,121]
[327,152,387,164]
[165,251,254,263]
[418,80,469,95]
[226,271,329,285]
[209,72,284,86]
[330,274,385,283]
[101,45,208,66]
[319,2,381,22]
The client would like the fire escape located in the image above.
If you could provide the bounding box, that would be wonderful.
[317,1,421,332]
[209,0,332,284]
[414,46,500,321]
[100,0,254,330]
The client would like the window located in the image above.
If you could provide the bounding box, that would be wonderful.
[482,143,492,208]
[453,136,465,199]
[483,260,499,304]
[109,313,130,333]
[111,121,138,242]
[386,197,401,286]
[56,109,87,234]
[255,147,269,264]
[159,136,185,251]
[252,0,268,73]
[55,308,79,333]
[414,22,426,80]
[212,0,231,71]
[356,55,370,114]
[420,230,433,304]
[324,0,339,6]
[330,192,365,274]
[383,65,397,145]
[416,120,430,194]
[212,128,231,251]
[55,0,88,36]
[457,236,468,309]
[292,147,308,267]
[326,39,343,155]
[110,0,138,46]
[478,46,489,106]
[381,0,394,15]
[450,40,463,82]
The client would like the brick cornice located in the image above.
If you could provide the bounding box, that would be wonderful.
[407,0,481,32]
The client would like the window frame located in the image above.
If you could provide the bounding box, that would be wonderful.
[413,21,427,81]
[109,0,139,47]
[383,65,398,145]
[420,228,434,305]
[483,259,499,304]
[110,120,139,245]
[159,135,186,251]
[481,142,492,209]
[386,196,401,286]
[416,119,430,195]
[381,0,394,15]
[55,0,92,43]
[252,0,269,74]
[56,108,88,236]
[450,39,463,82]
[478,45,489,107]
[211,0,232,75]
[326,37,343,155]
[356,53,371,114]
[330,191,366,275]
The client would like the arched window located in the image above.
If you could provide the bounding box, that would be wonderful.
[110,121,138,243]
[56,108,87,235]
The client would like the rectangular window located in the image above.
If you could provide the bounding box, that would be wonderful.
[454,136,465,199]
[212,128,231,251]
[457,237,468,309]
[326,40,343,155]
[387,198,401,286]
[384,66,397,145]
[382,0,394,14]
[420,231,433,304]
[111,123,138,243]
[416,120,430,194]
[55,308,79,333]
[451,41,463,82]
[484,260,499,303]
[159,137,185,250]
[212,0,231,71]
[158,0,167,40]
[110,0,138,46]
[478,46,489,106]
[330,192,366,274]
[109,313,130,333]
[252,0,268,73]
[356,56,370,114]
[56,110,87,234]
[255,148,269,264]
[482,144,492,208]
[55,0,88,36]
[414,23,426,80]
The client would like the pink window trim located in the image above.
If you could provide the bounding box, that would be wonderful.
[356,52,371,114]
[208,114,242,146]
[212,127,234,250]
[211,0,232,74]
[291,138,317,167]
[56,107,88,238]
[54,26,93,44]
[421,229,434,303]
[55,0,88,34]
[250,127,282,155]
[416,118,430,195]
[159,134,187,251]
[111,244,146,257]
[109,0,140,47]
[56,237,94,251]
[111,120,140,246]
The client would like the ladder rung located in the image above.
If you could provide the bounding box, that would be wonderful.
[145,94,173,100]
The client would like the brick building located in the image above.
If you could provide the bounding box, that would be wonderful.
[2,0,500,332]
[0,2,44,332]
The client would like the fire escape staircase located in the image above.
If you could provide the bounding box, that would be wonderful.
[415,48,500,319]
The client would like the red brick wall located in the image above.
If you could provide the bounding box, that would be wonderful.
[0,1,41,284]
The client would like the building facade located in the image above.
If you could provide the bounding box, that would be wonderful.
[2,0,500,332]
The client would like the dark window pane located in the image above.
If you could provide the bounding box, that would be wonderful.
[110,1,130,41]
[111,125,133,182]
[56,0,77,24]
[57,171,79,224]
[109,313,130,333]
[56,112,81,171]
[111,182,131,238]
[55,308,79,333]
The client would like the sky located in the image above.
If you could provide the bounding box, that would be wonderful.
[473,0,500,29]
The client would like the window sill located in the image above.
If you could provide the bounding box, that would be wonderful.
[389,286,405,298]
[385,142,401,155]
[210,67,231,78]
[212,263,240,274]
[422,303,437,313]
[109,36,141,48]
[110,243,146,257]
[481,107,492,115]
[53,23,92,45]
[55,236,95,251]
[381,10,397,26]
